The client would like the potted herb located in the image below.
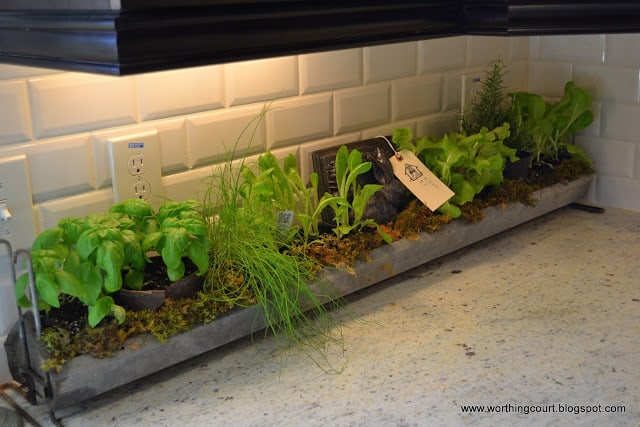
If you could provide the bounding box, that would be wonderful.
[15,198,209,327]
[392,124,517,218]
[508,81,594,169]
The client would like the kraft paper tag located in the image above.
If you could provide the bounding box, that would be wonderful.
[389,150,454,211]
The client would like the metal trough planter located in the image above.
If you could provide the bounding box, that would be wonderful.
[4,176,593,413]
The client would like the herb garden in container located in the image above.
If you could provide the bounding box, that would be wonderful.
[3,62,596,416]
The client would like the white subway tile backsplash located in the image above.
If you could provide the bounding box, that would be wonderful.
[26,135,95,202]
[466,36,510,68]
[509,37,530,62]
[577,136,635,179]
[36,189,114,231]
[392,74,442,120]
[266,94,333,149]
[335,83,391,134]
[443,71,462,112]
[225,56,299,106]
[573,65,640,103]
[538,35,605,64]
[28,73,137,139]
[601,103,640,142]
[136,65,224,121]
[420,37,466,72]
[605,34,640,67]
[592,175,640,211]
[0,80,31,144]
[187,105,266,167]
[299,49,362,94]
[364,42,418,83]
[162,165,217,203]
[417,112,459,138]
[528,61,573,97]
[504,60,528,93]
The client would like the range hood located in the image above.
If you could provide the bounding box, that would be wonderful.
[1,1,640,76]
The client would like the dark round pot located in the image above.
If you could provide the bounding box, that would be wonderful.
[504,150,532,180]
[114,257,205,311]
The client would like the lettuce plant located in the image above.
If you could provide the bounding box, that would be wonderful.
[241,151,344,246]
[392,124,517,218]
[508,81,593,163]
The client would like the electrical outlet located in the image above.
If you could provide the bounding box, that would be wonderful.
[128,154,146,175]
[108,130,164,207]
[461,71,484,111]
[0,155,37,251]
[132,180,151,199]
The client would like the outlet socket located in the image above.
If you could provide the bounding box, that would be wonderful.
[108,130,164,207]
[0,155,37,250]
[132,180,151,200]
[128,154,146,175]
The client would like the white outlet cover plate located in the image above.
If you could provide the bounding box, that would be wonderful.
[0,155,36,251]
[108,130,164,208]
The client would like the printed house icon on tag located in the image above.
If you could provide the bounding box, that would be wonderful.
[404,163,423,181]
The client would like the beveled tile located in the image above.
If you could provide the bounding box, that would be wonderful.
[266,94,333,149]
[573,65,640,103]
[225,56,299,106]
[300,49,362,94]
[538,34,605,64]
[335,83,391,134]
[136,65,224,121]
[28,73,137,139]
[392,74,442,120]
[364,42,418,83]
[0,80,31,144]
[420,36,466,73]
[36,188,114,231]
[605,34,640,67]
[26,134,95,202]
[466,36,510,68]
[187,105,266,168]
[528,62,573,97]
[576,136,635,179]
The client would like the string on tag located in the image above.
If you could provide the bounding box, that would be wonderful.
[376,135,403,161]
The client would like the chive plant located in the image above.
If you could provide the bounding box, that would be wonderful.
[202,109,344,370]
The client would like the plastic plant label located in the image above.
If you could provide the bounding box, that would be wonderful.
[389,149,454,211]
[276,209,294,230]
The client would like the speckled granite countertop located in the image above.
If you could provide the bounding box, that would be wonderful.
[7,205,640,427]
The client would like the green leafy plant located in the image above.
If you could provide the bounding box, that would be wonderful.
[461,59,509,135]
[239,152,337,246]
[16,198,210,328]
[325,145,391,243]
[508,81,594,163]
[16,212,131,328]
[203,110,344,370]
[392,124,517,218]
[143,200,210,282]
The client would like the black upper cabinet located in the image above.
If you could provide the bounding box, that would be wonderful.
[463,0,640,35]
[1,1,640,75]
[0,1,460,75]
